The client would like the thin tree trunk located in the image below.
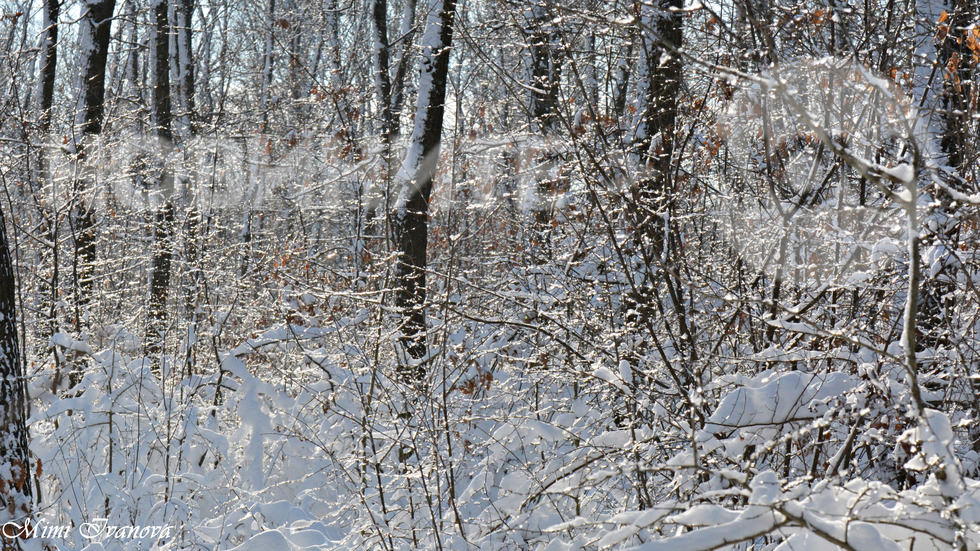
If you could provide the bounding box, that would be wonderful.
[527,3,560,131]
[174,0,201,377]
[122,0,141,120]
[611,33,632,121]
[358,0,396,288]
[0,200,32,546]
[36,0,60,378]
[390,0,417,131]
[626,0,682,262]
[244,0,276,265]
[198,2,214,124]
[260,0,276,133]
[175,0,195,134]
[584,28,599,108]
[525,0,562,262]
[71,0,117,147]
[938,0,974,172]
[36,0,59,136]
[150,0,173,145]
[70,0,117,339]
[392,0,457,382]
[323,0,360,157]
[288,30,304,122]
[373,0,394,144]
[148,0,175,362]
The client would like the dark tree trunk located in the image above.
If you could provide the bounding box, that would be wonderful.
[372,0,394,144]
[150,0,173,139]
[322,0,361,160]
[526,3,561,133]
[36,0,61,377]
[938,0,974,173]
[0,202,32,542]
[175,0,195,131]
[525,1,562,262]
[390,0,418,133]
[611,38,631,120]
[70,0,117,335]
[361,0,396,284]
[624,0,688,363]
[149,203,175,357]
[148,0,175,360]
[393,0,457,382]
[632,0,683,246]
[174,0,200,377]
[72,0,117,142]
[37,0,59,135]
[260,0,276,132]
[920,0,973,359]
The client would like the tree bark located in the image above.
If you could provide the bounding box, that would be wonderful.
[173,0,200,377]
[148,0,175,361]
[390,0,418,132]
[916,0,974,354]
[72,0,117,144]
[36,0,59,135]
[524,0,562,262]
[260,0,276,133]
[392,0,457,382]
[624,0,688,365]
[0,201,32,546]
[70,0,117,335]
[150,0,173,140]
[35,0,61,377]
[526,2,560,133]
[632,0,683,242]
[938,0,974,173]
[372,0,395,144]
[175,0,195,133]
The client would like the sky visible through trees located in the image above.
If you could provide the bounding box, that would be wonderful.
[1,0,980,549]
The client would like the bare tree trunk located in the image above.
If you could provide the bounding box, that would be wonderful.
[390,0,417,132]
[611,30,632,121]
[149,0,173,173]
[324,0,354,133]
[70,0,117,340]
[372,0,394,144]
[35,0,61,378]
[198,1,214,124]
[243,0,276,267]
[359,0,396,287]
[938,0,974,173]
[0,200,32,547]
[526,3,560,132]
[260,0,276,133]
[524,0,562,262]
[631,0,682,248]
[320,0,363,161]
[624,0,690,367]
[36,0,59,136]
[148,0,175,362]
[392,0,457,382]
[175,0,195,134]
[288,22,304,123]
[173,0,201,378]
[584,28,599,108]
[71,0,117,149]
[915,0,974,354]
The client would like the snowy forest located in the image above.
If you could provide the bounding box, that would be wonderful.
[2,0,980,548]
